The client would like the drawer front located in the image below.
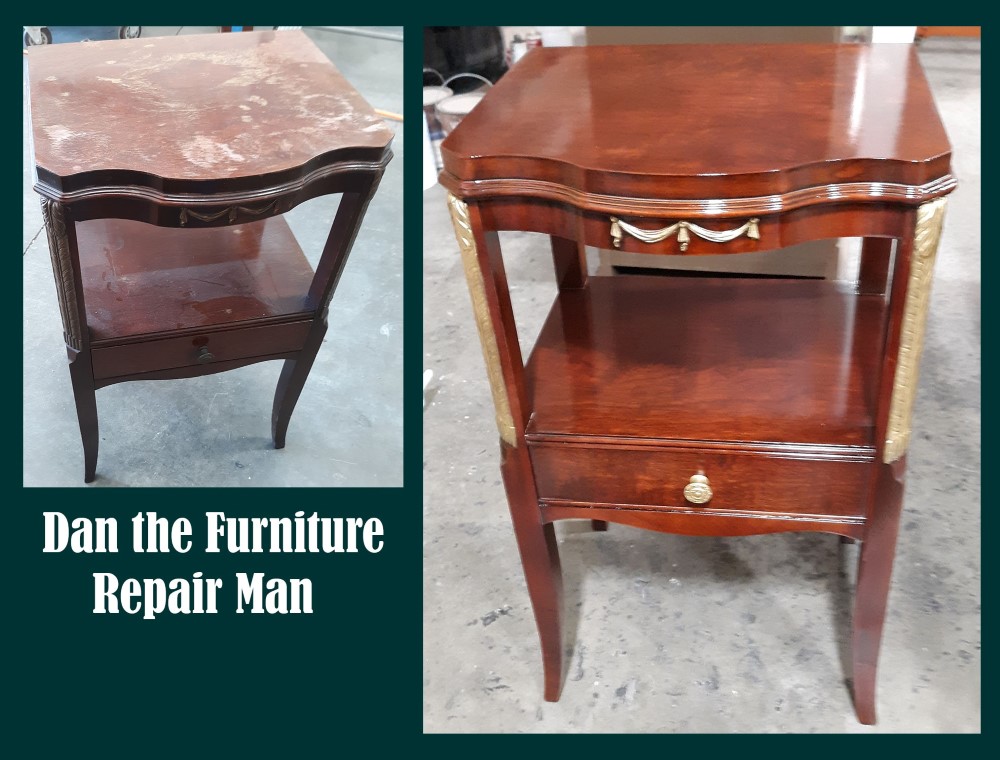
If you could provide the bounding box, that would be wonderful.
[530,444,870,519]
[91,320,312,380]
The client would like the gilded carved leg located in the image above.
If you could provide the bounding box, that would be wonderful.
[852,197,946,723]
[446,194,517,446]
[40,199,98,482]
[882,197,947,464]
[448,194,565,699]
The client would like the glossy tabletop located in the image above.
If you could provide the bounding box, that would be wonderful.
[441,44,954,205]
[27,30,393,199]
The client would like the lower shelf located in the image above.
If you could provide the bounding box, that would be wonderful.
[77,216,316,341]
[525,275,886,450]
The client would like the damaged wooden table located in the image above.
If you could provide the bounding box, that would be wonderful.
[27,30,392,482]
[441,44,955,724]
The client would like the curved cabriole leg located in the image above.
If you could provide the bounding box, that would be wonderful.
[68,349,98,483]
[501,442,564,701]
[271,323,326,449]
[852,458,905,725]
[271,342,322,449]
[274,187,377,449]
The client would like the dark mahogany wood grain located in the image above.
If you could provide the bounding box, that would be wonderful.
[93,353,299,389]
[27,31,392,201]
[91,319,312,380]
[78,216,315,340]
[442,45,953,210]
[525,277,885,448]
[29,32,391,482]
[442,41,955,725]
[853,458,906,724]
[68,348,98,483]
[273,187,380,448]
[550,235,588,289]
[501,441,564,701]
[542,503,865,540]
[530,444,870,519]
[857,238,894,296]
[477,198,914,256]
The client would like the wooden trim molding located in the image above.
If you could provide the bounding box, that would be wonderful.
[440,174,957,219]
[39,198,82,350]
[447,193,517,446]
[34,155,390,206]
[883,197,947,463]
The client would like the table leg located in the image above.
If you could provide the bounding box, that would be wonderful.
[551,235,588,289]
[857,237,894,296]
[853,197,946,723]
[448,195,564,698]
[41,199,97,482]
[272,321,327,449]
[67,349,99,483]
[275,181,381,449]
[501,441,564,701]
[852,458,905,725]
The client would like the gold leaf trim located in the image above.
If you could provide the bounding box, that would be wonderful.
[610,216,760,251]
[447,194,517,447]
[39,199,82,350]
[884,198,947,463]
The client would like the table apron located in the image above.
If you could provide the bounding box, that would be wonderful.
[475,199,915,254]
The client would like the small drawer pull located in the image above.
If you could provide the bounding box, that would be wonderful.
[610,216,760,251]
[683,473,713,505]
[196,346,215,364]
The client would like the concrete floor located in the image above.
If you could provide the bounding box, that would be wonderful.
[23,27,403,487]
[423,39,980,733]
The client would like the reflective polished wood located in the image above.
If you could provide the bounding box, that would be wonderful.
[442,43,954,725]
[441,44,953,212]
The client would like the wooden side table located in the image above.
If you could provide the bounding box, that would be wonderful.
[27,30,392,482]
[441,44,955,724]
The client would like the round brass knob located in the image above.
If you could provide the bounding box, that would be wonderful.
[683,473,712,504]
[196,346,215,364]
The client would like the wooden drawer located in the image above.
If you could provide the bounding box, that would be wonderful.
[91,320,312,380]
[529,443,871,519]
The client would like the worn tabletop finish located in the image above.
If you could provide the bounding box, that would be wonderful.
[27,29,393,483]
[441,44,954,206]
[27,30,393,197]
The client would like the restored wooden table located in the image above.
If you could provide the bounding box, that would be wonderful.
[27,30,392,482]
[441,44,955,724]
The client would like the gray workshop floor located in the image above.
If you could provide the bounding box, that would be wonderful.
[423,39,980,733]
[23,27,403,487]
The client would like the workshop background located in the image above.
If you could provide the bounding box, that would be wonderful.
[422,27,981,733]
[23,26,403,487]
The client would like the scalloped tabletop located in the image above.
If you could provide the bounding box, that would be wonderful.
[27,30,392,199]
[440,44,953,207]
